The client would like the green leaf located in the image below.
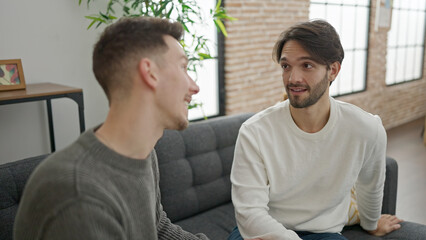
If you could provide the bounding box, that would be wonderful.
[123,6,129,14]
[198,53,213,60]
[185,17,195,24]
[87,19,97,29]
[100,12,109,19]
[224,15,238,21]
[157,2,168,16]
[215,10,237,21]
[131,1,139,9]
[215,0,222,12]
[182,4,195,13]
[85,15,100,20]
[214,19,227,37]
[181,22,189,33]
[187,103,198,110]
[166,5,173,18]
[96,21,103,28]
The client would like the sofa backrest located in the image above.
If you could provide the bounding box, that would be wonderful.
[0,113,253,239]
[0,154,49,240]
[155,113,253,222]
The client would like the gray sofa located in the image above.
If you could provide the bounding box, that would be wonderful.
[1,113,426,240]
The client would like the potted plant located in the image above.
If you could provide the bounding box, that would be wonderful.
[78,0,235,112]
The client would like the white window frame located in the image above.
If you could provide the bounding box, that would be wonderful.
[309,0,371,96]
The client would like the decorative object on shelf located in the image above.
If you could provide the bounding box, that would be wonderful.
[0,59,26,92]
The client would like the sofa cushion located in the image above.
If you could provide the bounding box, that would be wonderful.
[0,154,48,240]
[175,202,236,240]
[155,113,253,222]
[343,221,426,239]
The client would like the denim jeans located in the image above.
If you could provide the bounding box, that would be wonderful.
[227,226,348,240]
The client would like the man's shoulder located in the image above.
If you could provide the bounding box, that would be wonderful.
[21,130,110,207]
[334,99,385,139]
[32,133,92,180]
[335,99,382,125]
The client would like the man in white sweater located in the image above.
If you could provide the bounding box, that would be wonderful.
[229,20,402,240]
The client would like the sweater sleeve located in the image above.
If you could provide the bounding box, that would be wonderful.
[40,200,127,240]
[356,116,387,231]
[231,124,301,240]
[157,204,209,240]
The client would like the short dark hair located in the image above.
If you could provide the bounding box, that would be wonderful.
[272,19,344,69]
[93,17,184,101]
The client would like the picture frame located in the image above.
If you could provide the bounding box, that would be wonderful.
[0,59,26,91]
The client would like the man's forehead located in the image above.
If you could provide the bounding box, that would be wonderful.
[163,35,187,60]
[280,41,316,62]
[282,41,308,54]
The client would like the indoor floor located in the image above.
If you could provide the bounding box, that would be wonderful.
[386,116,426,225]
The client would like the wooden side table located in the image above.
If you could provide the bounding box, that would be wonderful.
[0,83,85,152]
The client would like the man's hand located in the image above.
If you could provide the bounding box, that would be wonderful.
[367,214,403,236]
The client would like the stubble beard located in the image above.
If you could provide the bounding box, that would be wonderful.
[286,73,329,109]
[176,118,189,131]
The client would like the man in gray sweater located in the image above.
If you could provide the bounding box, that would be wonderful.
[14,17,207,240]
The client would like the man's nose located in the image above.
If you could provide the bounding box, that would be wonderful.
[189,77,200,95]
[288,68,303,83]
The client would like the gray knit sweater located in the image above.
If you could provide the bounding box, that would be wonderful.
[14,128,208,240]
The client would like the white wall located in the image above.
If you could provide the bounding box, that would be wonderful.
[0,0,109,163]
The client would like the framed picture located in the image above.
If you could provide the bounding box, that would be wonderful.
[0,59,26,91]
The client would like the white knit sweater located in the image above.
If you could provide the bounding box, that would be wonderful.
[231,97,386,240]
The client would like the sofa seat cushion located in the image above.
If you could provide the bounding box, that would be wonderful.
[175,203,236,240]
[343,221,426,239]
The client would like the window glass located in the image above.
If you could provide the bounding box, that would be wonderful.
[310,0,370,96]
[188,0,221,120]
[386,0,426,85]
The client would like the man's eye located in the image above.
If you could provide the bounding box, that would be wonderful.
[281,64,289,70]
[304,63,313,69]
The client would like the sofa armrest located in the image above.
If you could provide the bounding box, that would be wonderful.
[381,157,398,215]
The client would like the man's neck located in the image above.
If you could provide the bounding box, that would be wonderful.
[289,96,331,133]
[95,102,163,160]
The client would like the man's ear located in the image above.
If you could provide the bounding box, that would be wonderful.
[328,61,341,84]
[138,58,158,90]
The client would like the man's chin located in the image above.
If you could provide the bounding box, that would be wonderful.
[165,117,188,131]
[289,96,303,108]
[176,120,189,131]
[289,97,312,109]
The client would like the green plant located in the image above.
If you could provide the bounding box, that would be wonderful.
[78,0,235,111]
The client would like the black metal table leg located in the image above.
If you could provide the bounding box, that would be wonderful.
[46,99,56,152]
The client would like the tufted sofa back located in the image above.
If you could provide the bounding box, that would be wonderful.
[0,154,49,240]
[155,113,253,222]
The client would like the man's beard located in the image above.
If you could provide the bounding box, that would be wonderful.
[286,73,329,109]
[176,119,189,131]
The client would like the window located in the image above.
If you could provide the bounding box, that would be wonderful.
[309,0,371,96]
[188,0,224,120]
[386,0,426,85]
